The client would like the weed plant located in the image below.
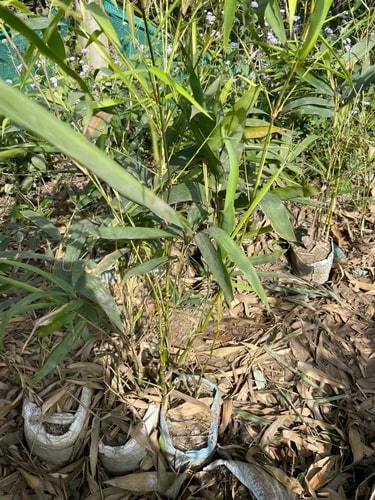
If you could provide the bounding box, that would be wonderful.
[0,0,374,388]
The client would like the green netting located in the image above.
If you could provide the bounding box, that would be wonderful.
[0,0,160,83]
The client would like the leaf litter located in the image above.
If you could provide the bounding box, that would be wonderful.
[0,192,375,498]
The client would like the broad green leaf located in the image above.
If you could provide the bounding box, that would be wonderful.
[206,227,268,305]
[89,226,174,240]
[149,67,211,118]
[0,80,191,236]
[209,86,259,151]
[259,192,295,241]
[165,182,206,205]
[295,65,335,96]
[289,106,333,118]
[76,270,124,333]
[342,65,375,104]
[36,301,83,337]
[298,0,333,61]
[20,210,62,242]
[123,257,170,280]
[32,320,86,385]
[0,5,88,92]
[282,97,333,113]
[341,35,375,70]
[223,0,237,50]
[195,232,233,305]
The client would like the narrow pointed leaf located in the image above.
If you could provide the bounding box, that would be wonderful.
[195,232,233,305]
[259,192,295,241]
[89,227,174,240]
[298,0,333,61]
[206,227,268,305]
[223,0,237,49]
[32,320,86,385]
[76,271,124,333]
[20,210,62,242]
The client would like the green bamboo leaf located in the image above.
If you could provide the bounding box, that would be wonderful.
[249,249,285,266]
[32,320,86,385]
[289,134,318,162]
[85,1,120,46]
[149,67,211,118]
[295,65,334,96]
[259,192,295,241]
[76,270,124,333]
[89,226,174,240]
[0,291,66,345]
[195,232,233,305]
[260,0,286,45]
[0,5,88,92]
[0,259,75,294]
[165,182,206,204]
[271,185,318,200]
[20,210,62,242]
[0,80,191,236]
[222,138,240,234]
[289,105,333,118]
[342,65,375,104]
[223,0,237,50]
[282,97,333,112]
[298,0,333,61]
[123,256,170,280]
[206,227,268,305]
[287,0,297,36]
[36,301,83,337]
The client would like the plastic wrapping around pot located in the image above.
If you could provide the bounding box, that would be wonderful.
[204,459,295,500]
[99,403,159,475]
[289,238,334,284]
[22,387,93,465]
[159,376,220,470]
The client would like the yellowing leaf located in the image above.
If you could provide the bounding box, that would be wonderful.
[244,126,286,139]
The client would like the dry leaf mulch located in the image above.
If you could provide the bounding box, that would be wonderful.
[0,202,375,499]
